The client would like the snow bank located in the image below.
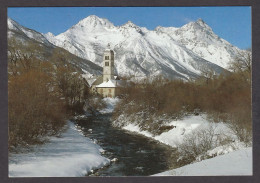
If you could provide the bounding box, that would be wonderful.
[154,147,252,176]
[121,114,251,176]
[9,122,110,177]
[99,97,120,114]
[123,123,153,138]
[123,114,231,147]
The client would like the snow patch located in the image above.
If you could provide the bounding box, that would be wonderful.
[154,147,252,176]
[117,114,225,147]
[123,123,153,138]
[96,79,122,88]
[9,121,110,177]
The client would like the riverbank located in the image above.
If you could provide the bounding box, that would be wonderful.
[9,121,110,177]
[154,147,252,176]
[109,98,252,176]
[75,113,176,176]
[9,98,252,176]
[8,97,122,177]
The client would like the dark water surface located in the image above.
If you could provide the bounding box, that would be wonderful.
[75,113,178,176]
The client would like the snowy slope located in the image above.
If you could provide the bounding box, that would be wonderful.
[9,121,110,177]
[7,18,102,77]
[154,147,252,176]
[8,18,53,47]
[43,15,246,80]
[156,19,243,69]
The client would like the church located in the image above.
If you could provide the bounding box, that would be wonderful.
[88,46,124,98]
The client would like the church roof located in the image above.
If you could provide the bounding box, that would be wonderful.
[96,79,125,88]
[86,76,103,87]
[86,75,121,87]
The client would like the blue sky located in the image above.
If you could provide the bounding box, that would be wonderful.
[8,7,251,49]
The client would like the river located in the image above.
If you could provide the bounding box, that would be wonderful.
[75,113,179,176]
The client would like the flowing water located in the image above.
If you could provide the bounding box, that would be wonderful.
[75,113,178,176]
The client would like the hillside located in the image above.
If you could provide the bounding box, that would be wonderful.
[8,18,102,77]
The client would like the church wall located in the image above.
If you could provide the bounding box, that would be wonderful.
[97,87,116,98]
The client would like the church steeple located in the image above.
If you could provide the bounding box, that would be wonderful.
[103,44,114,82]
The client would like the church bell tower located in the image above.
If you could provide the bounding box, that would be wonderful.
[103,44,115,82]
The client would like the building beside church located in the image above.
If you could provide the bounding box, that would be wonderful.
[87,46,124,98]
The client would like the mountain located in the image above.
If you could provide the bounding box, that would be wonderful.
[7,18,102,78]
[43,15,244,80]
[155,18,241,69]
[8,18,54,47]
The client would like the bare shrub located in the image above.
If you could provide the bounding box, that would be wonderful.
[87,96,106,113]
[177,124,218,164]
[227,116,252,147]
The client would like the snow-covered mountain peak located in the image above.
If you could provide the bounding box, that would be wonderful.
[120,21,142,31]
[195,18,213,31]
[40,15,246,80]
[183,18,213,33]
[45,32,55,36]
[76,15,114,29]
[44,32,55,38]
[119,21,148,37]
[122,21,138,28]
[154,26,162,31]
[54,15,116,43]
[8,18,20,31]
[196,18,206,25]
[8,17,54,46]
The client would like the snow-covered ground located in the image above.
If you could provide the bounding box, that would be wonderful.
[115,112,252,175]
[9,121,110,177]
[122,114,231,147]
[110,98,252,176]
[154,147,252,176]
[9,98,251,177]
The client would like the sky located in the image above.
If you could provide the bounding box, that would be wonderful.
[8,7,251,49]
